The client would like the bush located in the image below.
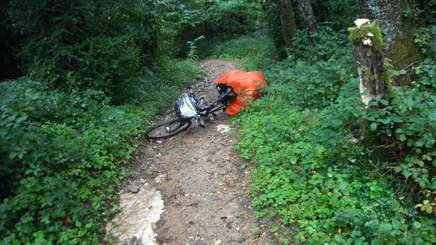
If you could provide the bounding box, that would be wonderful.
[6,0,162,104]
[208,31,279,70]
[159,0,264,58]
[237,82,436,244]
[236,27,435,243]
[0,79,149,243]
[261,26,356,110]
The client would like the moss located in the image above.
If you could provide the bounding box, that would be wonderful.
[362,66,375,90]
[361,66,392,99]
[382,71,393,100]
[386,20,422,73]
[381,71,392,90]
[348,21,384,52]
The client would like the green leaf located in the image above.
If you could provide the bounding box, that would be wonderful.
[395,128,404,134]
[370,123,377,132]
[415,139,425,147]
[400,134,407,141]
[334,234,345,243]
[270,226,279,232]
[380,223,393,231]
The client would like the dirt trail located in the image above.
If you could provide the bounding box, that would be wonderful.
[107,60,272,245]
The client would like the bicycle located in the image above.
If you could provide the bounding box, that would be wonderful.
[145,84,237,139]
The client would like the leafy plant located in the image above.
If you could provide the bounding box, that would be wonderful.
[208,31,279,70]
[187,35,206,61]
[0,79,147,243]
[5,0,163,104]
[235,24,435,243]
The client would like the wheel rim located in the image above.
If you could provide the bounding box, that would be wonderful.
[146,119,192,139]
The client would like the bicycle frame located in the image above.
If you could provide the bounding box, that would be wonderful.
[189,85,235,120]
[145,85,236,139]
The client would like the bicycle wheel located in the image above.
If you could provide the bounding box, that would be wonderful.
[146,119,192,139]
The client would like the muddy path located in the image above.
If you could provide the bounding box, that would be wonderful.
[106,60,272,245]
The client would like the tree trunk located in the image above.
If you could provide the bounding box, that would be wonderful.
[278,0,297,48]
[296,0,318,44]
[348,20,389,106]
[355,0,421,76]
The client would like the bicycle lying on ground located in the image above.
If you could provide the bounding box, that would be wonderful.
[145,84,237,139]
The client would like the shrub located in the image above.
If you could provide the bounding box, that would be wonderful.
[208,31,279,70]
[6,0,162,103]
[0,79,148,243]
[236,28,435,243]
[261,27,356,110]
[237,81,436,243]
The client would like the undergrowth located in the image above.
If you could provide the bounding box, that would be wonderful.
[208,31,279,71]
[237,26,435,244]
[0,58,202,244]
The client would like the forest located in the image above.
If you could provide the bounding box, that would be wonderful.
[0,0,434,244]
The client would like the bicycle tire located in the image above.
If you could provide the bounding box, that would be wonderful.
[146,119,192,139]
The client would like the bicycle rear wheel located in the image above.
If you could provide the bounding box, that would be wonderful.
[146,119,192,139]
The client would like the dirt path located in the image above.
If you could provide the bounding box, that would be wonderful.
[106,60,272,245]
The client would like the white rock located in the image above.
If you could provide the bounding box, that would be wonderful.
[216,124,230,133]
[106,188,164,244]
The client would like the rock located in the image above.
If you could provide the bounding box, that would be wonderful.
[127,185,140,193]
[128,236,142,245]
[226,220,234,229]
[155,174,166,184]
[216,124,230,133]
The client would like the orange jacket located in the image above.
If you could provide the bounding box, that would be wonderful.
[215,70,267,115]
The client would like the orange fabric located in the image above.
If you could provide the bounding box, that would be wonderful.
[215,70,267,115]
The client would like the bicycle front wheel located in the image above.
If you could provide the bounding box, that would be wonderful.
[146,119,192,139]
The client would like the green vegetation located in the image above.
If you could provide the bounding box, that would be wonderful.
[0,51,202,245]
[0,0,203,243]
[208,31,279,71]
[0,80,148,243]
[234,6,436,245]
[348,21,384,51]
[0,0,434,243]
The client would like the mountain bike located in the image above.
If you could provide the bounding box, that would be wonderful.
[145,84,236,139]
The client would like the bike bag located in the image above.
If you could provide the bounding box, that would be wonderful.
[175,94,198,120]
